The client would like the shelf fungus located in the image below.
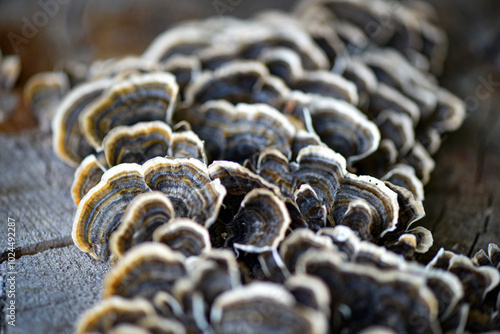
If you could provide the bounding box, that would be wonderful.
[210,282,328,334]
[153,218,211,257]
[101,121,207,167]
[104,243,187,300]
[109,191,175,260]
[259,47,358,104]
[52,78,114,166]
[23,71,70,131]
[44,0,475,332]
[142,157,226,227]
[72,163,150,262]
[184,61,290,108]
[71,154,106,206]
[178,100,295,163]
[80,72,179,149]
[75,297,158,334]
[226,188,290,253]
[296,249,441,334]
[427,248,500,331]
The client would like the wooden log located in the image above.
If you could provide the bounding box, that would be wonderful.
[1,246,109,334]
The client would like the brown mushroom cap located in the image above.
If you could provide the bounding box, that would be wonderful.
[72,163,150,261]
[142,157,226,227]
[153,218,212,257]
[104,242,187,300]
[79,72,178,149]
[52,78,113,166]
[110,191,175,260]
[71,154,106,206]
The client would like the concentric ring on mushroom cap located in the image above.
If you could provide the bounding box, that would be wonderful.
[75,296,156,334]
[104,242,187,300]
[171,131,207,164]
[293,145,348,208]
[293,145,399,238]
[180,100,295,162]
[333,173,399,238]
[210,282,328,334]
[184,61,290,107]
[142,157,226,228]
[102,121,173,167]
[23,71,70,130]
[72,163,150,261]
[71,154,106,206]
[284,274,331,316]
[109,191,175,260]
[228,188,291,253]
[153,218,211,257]
[52,78,113,166]
[259,47,359,104]
[296,249,441,334]
[306,96,381,165]
[79,72,179,149]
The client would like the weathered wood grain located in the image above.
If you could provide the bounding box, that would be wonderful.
[0,130,76,263]
[1,246,110,334]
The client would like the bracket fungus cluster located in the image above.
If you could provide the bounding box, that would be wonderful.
[29,0,488,332]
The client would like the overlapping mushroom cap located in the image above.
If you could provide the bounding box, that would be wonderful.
[41,0,476,332]
[53,72,179,166]
[73,157,226,263]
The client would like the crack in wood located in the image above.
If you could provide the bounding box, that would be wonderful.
[0,236,73,264]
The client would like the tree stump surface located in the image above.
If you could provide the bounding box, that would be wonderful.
[1,0,500,333]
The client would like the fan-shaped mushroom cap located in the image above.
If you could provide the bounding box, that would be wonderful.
[293,145,347,208]
[370,83,421,125]
[181,100,295,163]
[153,218,211,257]
[403,142,435,184]
[88,56,160,80]
[256,148,294,198]
[80,72,178,149]
[296,249,440,334]
[75,297,156,334]
[71,154,106,206]
[374,110,415,156]
[102,121,173,167]
[433,89,466,133]
[294,184,328,232]
[280,229,336,272]
[185,61,289,107]
[104,243,186,299]
[170,131,207,164]
[210,282,328,334]
[110,191,175,260]
[72,163,150,261]
[52,78,113,166]
[259,47,358,104]
[142,25,213,63]
[228,188,290,253]
[308,97,380,165]
[161,55,201,97]
[284,274,331,316]
[142,157,226,227]
[381,164,424,202]
[23,71,70,131]
[181,250,242,308]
